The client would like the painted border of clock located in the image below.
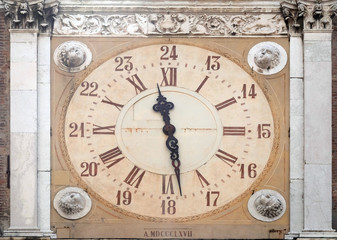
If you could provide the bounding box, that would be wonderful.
[50,37,289,238]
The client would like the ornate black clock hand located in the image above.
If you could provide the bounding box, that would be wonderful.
[153,84,182,196]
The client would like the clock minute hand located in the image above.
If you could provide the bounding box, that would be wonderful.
[164,125,182,196]
[153,84,182,196]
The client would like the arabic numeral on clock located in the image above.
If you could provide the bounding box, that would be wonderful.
[80,81,98,96]
[116,190,132,205]
[161,199,176,215]
[257,124,271,139]
[115,56,133,71]
[205,56,220,71]
[160,45,178,60]
[241,84,257,99]
[80,162,98,177]
[69,122,85,137]
[239,163,257,179]
[206,191,220,206]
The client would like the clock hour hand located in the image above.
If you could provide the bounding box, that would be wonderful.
[152,84,174,124]
[153,84,182,196]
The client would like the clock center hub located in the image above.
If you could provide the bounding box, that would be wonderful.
[115,87,223,175]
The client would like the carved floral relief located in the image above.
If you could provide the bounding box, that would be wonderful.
[53,13,287,36]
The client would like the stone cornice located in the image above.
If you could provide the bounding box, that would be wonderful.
[56,1,283,14]
[1,0,59,32]
[281,0,337,35]
[2,1,307,37]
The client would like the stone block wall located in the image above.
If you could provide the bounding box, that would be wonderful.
[0,9,10,235]
[0,4,335,235]
[332,20,337,229]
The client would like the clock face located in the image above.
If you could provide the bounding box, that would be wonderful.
[60,43,278,221]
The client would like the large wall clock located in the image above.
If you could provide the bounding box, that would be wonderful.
[52,38,289,239]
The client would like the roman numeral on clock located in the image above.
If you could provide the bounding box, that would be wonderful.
[93,124,115,135]
[102,96,124,111]
[160,67,177,86]
[162,175,175,194]
[99,147,124,169]
[124,166,146,188]
[215,149,238,167]
[195,76,210,93]
[215,97,237,111]
[126,74,147,94]
[195,170,210,188]
[223,126,245,136]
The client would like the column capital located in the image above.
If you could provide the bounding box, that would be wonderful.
[2,0,59,33]
[281,1,304,36]
[281,0,337,35]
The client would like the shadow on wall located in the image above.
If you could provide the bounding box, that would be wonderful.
[332,17,337,231]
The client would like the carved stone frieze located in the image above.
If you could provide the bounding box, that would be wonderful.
[53,13,287,36]
[2,0,59,32]
[281,0,337,34]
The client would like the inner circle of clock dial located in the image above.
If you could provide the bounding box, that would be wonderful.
[115,87,223,175]
[62,43,276,220]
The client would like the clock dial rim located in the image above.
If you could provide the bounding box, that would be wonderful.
[57,40,282,222]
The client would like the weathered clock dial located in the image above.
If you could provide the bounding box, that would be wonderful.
[59,43,278,220]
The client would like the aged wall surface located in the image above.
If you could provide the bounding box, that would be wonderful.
[0,8,10,235]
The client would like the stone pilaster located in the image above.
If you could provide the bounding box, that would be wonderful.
[7,28,39,236]
[2,0,59,237]
[282,0,337,238]
[301,0,334,235]
[37,32,53,235]
[281,1,305,237]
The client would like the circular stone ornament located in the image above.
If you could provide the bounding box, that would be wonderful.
[53,41,92,73]
[247,41,287,75]
[53,187,92,220]
[248,189,286,222]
